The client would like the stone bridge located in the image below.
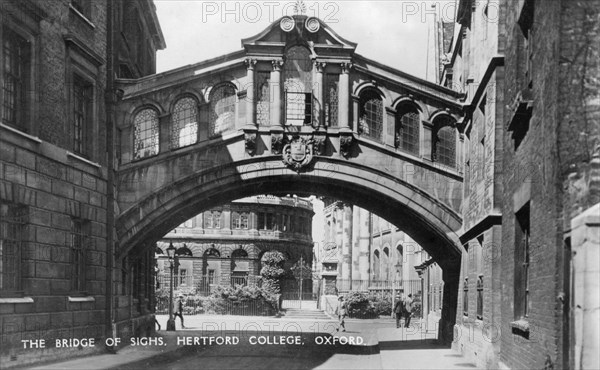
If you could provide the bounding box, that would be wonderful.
[114,14,465,341]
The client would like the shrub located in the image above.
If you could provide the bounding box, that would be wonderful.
[369,293,392,316]
[344,292,377,319]
[202,285,278,316]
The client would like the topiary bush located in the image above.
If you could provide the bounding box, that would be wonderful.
[260,251,286,295]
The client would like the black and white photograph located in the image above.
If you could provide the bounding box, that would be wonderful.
[0,0,599,369]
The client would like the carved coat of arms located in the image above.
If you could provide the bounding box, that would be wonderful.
[282,137,314,172]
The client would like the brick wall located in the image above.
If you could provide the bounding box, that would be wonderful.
[498,0,600,368]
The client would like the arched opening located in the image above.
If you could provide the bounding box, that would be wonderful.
[396,244,404,279]
[373,249,381,280]
[118,162,462,343]
[170,96,198,149]
[231,247,250,286]
[382,246,390,281]
[358,89,384,142]
[133,108,159,160]
[395,103,420,155]
[209,84,236,136]
[284,46,313,126]
[200,247,221,294]
[433,115,457,168]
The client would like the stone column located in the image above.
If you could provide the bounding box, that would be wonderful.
[352,206,361,280]
[439,262,460,344]
[245,58,256,126]
[385,106,397,147]
[313,61,325,128]
[338,63,351,129]
[335,206,344,278]
[222,207,231,233]
[458,132,464,173]
[352,95,360,132]
[422,120,433,161]
[358,207,370,282]
[341,204,353,282]
[271,60,283,126]
[159,113,171,153]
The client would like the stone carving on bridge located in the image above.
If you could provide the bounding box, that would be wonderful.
[339,132,354,158]
[244,130,257,155]
[271,132,285,155]
[282,136,314,172]
[312,130,326,156]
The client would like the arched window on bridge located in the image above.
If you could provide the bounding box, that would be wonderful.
[358,89,383,142]
[133,108,159,160]
[395,104,420,155]
[171,96,198,149]
[284,46,313,126]
[209,84,236,136]
[432,116,457,168]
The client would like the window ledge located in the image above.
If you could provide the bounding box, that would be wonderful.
[69,5,95,29]
[0,297,34,304]
[67,151,101,168]
[510,319,529,334]
[68,296,95,302]
[0,123,42,144]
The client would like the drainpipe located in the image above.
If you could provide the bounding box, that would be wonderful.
[105,0,116,350]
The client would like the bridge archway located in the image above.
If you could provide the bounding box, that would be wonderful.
[117,155,462,342]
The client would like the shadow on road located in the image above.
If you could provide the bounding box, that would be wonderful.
[108,331,379,370]
[377,338,449,351]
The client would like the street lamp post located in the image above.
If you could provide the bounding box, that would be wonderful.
[166,242,176,331]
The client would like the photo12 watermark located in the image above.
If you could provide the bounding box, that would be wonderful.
[200,1,340,24]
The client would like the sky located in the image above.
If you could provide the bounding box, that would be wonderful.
[155,0,458,79]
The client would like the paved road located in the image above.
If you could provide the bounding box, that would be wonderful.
[33,315,476,370]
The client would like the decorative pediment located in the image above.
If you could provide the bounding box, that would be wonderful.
[241,15,357,56]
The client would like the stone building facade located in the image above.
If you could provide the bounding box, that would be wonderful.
[442,1,600,369]
[155,195,314,294]
[315,199,444,321]
[440,0,505,368]
[0,0,164,366]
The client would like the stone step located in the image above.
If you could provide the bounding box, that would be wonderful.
[283,309,333,319]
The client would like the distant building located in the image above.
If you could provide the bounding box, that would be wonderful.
[155,195,314,295]
[315,199,444,320]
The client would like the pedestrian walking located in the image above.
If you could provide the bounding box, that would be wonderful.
[336,296,347,332]
[174,294,186,329]
[393,294,404,328]
[403,294,414,328]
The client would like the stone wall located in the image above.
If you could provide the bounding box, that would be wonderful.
[0,0,109,366]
